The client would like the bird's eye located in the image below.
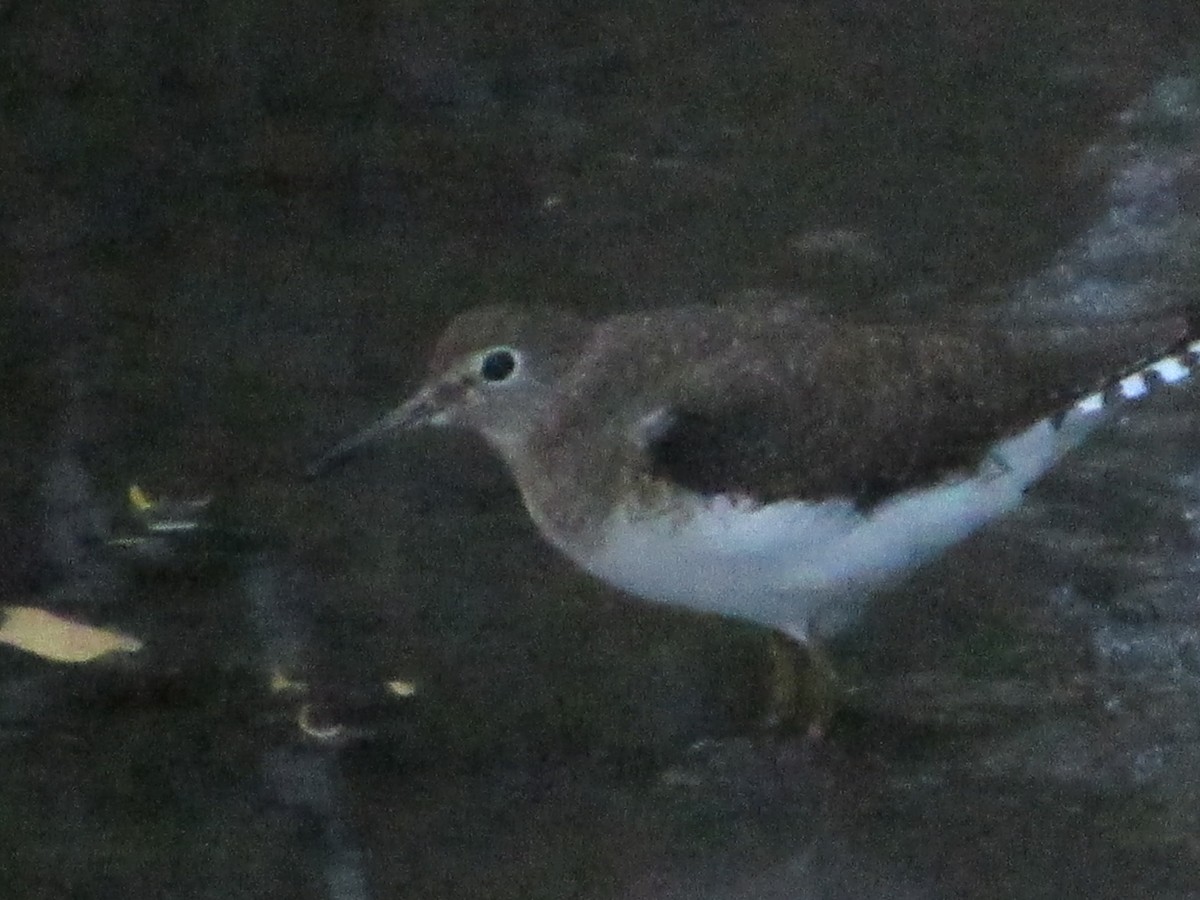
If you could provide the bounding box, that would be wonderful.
[479,347,518,383]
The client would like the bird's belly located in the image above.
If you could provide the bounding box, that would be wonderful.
[574,417,1082,636]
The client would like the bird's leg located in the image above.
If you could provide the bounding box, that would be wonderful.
[761,626,841,738]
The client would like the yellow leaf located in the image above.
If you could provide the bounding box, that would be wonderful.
[0,606,143,663]
[128,484,155,512]
[384,678,419,698]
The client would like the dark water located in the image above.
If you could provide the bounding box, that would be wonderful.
[4,2,1200,897]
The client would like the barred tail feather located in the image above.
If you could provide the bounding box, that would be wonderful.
[1071,336,1200,419]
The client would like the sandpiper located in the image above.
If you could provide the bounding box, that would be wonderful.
[311,303,1200,647]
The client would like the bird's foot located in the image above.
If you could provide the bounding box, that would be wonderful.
[759,630,842,738]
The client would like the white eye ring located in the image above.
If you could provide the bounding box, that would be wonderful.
[478,347,519,383]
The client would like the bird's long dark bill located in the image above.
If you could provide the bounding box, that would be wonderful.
[305,394,430,479]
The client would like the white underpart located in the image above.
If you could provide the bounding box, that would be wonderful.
[579,415,1084,640]
[576,343,1198,640]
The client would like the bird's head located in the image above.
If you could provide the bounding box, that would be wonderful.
[308,304,586,475]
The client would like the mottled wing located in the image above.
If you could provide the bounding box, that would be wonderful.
[638,315,1192,509]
